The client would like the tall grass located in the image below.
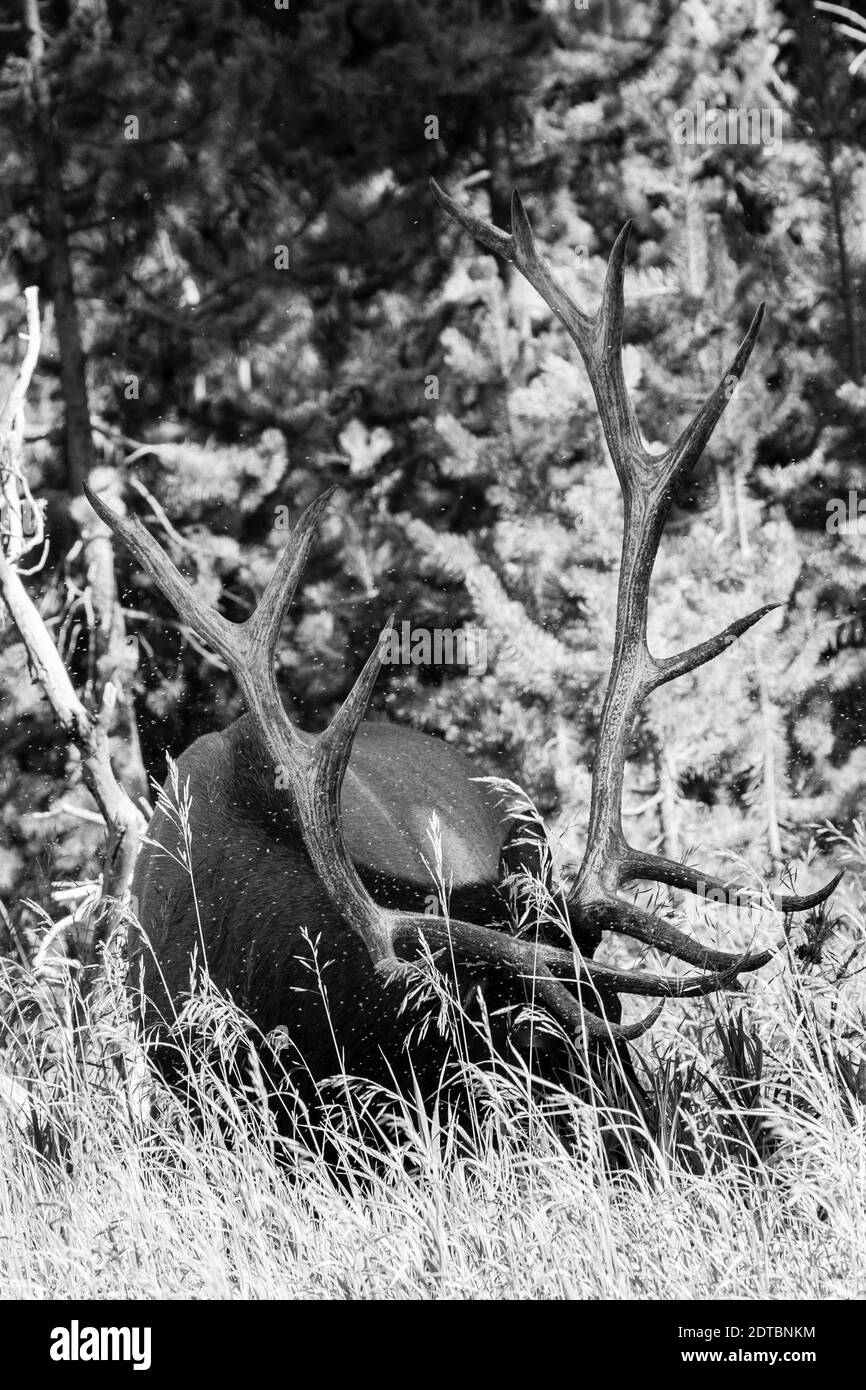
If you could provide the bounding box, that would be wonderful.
[1,811,864,1298]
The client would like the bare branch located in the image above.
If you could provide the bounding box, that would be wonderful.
[0,291,147,959]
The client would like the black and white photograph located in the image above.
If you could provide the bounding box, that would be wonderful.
[0,0,863,1323]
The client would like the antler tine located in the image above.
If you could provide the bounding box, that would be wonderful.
[507,186,599,358]
[662,304,764,490]
[83,482,238,666]
[387,914,663,1041]
[430,178,516,266]
[317,615,394,780]
[85,481,332,729]
[620,853,844,916]
[433,180,841,1008]
[588,898,775,974]
[302,616,401,964]
[433,180,647,479]
[533,965,664,1041]
[650,603,780,690]
[570,958,746,1000]
[247,487,337,667]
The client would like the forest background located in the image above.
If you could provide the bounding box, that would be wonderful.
[2,0,865,930]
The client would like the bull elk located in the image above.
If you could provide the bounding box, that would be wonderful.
[83,182,840,1099]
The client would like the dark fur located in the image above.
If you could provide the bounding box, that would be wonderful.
[132,716,542,1098]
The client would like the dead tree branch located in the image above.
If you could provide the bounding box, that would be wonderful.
[0,289,147,962]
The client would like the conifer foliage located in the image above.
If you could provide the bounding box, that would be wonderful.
[0,0,864,914]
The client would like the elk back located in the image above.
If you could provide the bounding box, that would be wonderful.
[130,715,515,1092]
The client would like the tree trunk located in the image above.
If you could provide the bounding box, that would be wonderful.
[733,464,784,868]
[822,141,863,380]
[23,0,91,494]
[653,740,680,859]
[70,475,150,808]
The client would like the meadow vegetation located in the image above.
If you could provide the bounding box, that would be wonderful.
[1,820,863,1301]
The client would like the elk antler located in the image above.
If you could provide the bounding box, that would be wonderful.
[430,178,841,998]
[84,484,660,1042]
